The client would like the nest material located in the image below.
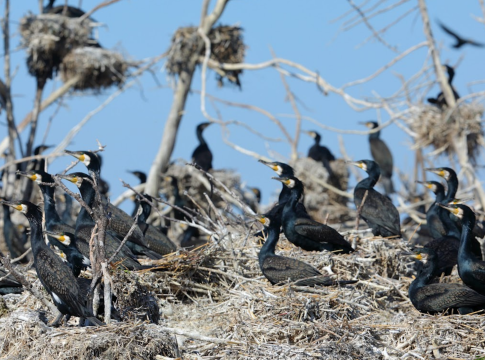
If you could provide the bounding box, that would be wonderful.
[166,25,245,86]
[19,14,93,83]
[410,103,484,163]
[60,47,128,90]
[294,157,350,222]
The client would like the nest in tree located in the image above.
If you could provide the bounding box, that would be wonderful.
[19,14,93,83]
[410,103,484,163]
[166,25,245,86]
[294,157,351,223]
[60,47,128,90]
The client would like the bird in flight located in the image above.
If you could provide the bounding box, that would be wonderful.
[439,21,484,49]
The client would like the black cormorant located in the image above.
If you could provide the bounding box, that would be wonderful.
[408,248,485,314]
[351,160,401,238]
[65,150,147,248]
[192,122,213,171]
[59,172,143,270]
[258,159,310,219]
[1,200,103,326]
[417,180,449,239]
[439,21,484,49]
[304,130,335,177]
[128,170,147,185]
[135,194,177,255]
[43,0,86,18]
[427,65,460,108]
[43,230,88,277]
[361,122,394,195]
[273,176,354,253]
[257,213,357,286]
[441,204,485,295]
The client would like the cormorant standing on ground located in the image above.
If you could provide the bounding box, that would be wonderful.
[427,65,460,108]
[304,130,335,177]
[408,248,485,314]
[351,160,401,238]
[441,204,485,296]
[0,200,103,326]
[273,176,354,253]
[192,122,213,171]
[361,122,394,195]
[257,213,357,286]
[439,21,484,49]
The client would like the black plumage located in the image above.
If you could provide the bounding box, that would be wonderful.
[417,180,449,239]
[65,150,147,248]
[441,204,485,296]
[427,65,460,108]
[304,130,335,177]
[408,248,485,315]
[1,200,103,326]
[44,230,88,277]
[273,176,354,253]
[361,122,394,195]
[128,170,147,184]
[59,172,143,270]
[163,175,187,221]
[192,122,213,171]
[257,213,356,286]
[439,21,484,49]
[135,194,177,255]
[43,0,86,18]
[351,160,401,238]
[178,226,207,250]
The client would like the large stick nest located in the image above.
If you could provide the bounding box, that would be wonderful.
[166,25,246,87]
[60,47,128,91]
[410,103,484,164]
[19,14,94,83]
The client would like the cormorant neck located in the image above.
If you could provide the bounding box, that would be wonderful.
[458,213,476,257]
[356,171,379,189]
[25,208,44,250]
[278,185,291,203]
[40,185,62,225]
[197,129,207,146]
[412,259,436,290]
[76,181,95,227]
[2,204,10,222]
[444,176,458,202]
[314,134,321,145]
[259,223,280,266]
[369,129,380,140]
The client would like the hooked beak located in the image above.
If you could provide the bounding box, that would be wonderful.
[0,200,22,211]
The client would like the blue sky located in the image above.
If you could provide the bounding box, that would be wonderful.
[3,0,485,212]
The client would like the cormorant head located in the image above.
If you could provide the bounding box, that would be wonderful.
[256,214,271,227]
[0,199,38,215]
[303,130,321,143]
[44,230,73,246]
[65,150,101,174]
[17,169,54,184]
[128,170,147,183]
[438,203,475,221]
[258,159,294,177]
[425,167,455,182]
[416,180,444,195]
[443,64,455,80]
[350,159,379,173]
[57,172,91,188]
[34,144,53,156]
[360,121,379,130]
[250,187,261,203]
[196,122,211,133]
[164,175,178,188]
[272,176,302,191]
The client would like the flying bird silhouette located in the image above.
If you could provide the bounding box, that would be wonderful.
[439,21,484,49]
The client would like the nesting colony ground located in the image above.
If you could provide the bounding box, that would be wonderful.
[1,218,485,359]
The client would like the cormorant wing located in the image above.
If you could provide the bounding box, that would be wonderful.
[369,139,393,178]
[293,217,349,246]
[438,22,462,42]
[262,255,321,284]
[419,283,485,309]
[35,248,86,315]
[356,188,401,236]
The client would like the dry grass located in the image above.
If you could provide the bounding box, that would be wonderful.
[60,47,128,91]
[1,167,485,359]
[166,25,245,86]
[410,103,484,164]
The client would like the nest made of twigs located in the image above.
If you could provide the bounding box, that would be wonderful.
[410,103,484,163]
[166,25,245,86]
[60,47,128,90]
[294,157,351,222]
[19,14,93,83]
